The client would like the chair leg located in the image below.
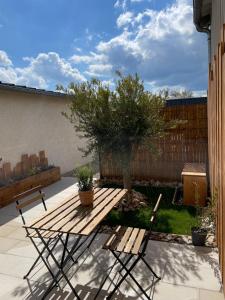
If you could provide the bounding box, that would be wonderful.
[141,256,161,280]
[23,252,42,279]
[107,251,152,300]
[27,237,59,288]
[46,236,61,261]
[35,229,81,300]
[118,254,133,275]
[93,253,122,300]
[107,251,161,300]
[24,239,53,279]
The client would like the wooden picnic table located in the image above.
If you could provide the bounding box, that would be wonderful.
[26,187,127,236]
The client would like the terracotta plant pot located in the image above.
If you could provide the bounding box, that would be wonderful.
[79,189,94,206]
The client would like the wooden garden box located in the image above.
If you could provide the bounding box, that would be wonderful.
[0,166,61,208]
[181,163,207,207]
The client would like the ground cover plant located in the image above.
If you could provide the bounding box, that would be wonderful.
[103,185,197,235]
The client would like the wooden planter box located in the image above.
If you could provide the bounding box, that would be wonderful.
[0,167,61,208]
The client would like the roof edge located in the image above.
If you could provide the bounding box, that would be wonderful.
[0,81,68,97]
[193,0,211,33]
[166,97,207,107]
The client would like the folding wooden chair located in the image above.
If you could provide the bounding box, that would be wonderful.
[101,194,162,300]
[15,185,74,280]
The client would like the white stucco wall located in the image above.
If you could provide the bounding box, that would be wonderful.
[0,89,89,174]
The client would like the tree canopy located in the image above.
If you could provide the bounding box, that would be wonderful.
[62,74,168,192]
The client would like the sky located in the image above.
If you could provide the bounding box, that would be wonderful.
[0,0,208,95]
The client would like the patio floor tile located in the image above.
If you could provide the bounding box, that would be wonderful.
[0,274,30,300]
[0,224,18,237]
[0,237,21,253]
[0,253,35,278]
[162,260,222,291]
[6,240,39,258]
[199,289,225,300]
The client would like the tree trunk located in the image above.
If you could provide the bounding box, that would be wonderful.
[122,156,132,202]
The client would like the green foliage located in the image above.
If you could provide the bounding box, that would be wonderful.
[159,88,193,99]
[201,189,217,233]
[103,185,197,235]
[62,74,169,191]
[62,74,167,157]
[75,166,93,191]
[190,182,217,232]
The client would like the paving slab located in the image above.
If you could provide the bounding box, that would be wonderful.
[0,237,21,253]
[199,288,225,300]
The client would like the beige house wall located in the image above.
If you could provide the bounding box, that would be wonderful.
[0,89,89,174]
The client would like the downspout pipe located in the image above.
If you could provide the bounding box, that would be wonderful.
[193,0,211,62]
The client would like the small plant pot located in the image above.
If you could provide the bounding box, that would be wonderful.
[79,189,94,206]
[191,227,207,246]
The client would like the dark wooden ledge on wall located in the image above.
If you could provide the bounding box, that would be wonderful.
[0,166,61,208]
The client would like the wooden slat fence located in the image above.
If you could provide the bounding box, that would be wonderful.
[99,101,208,182]
[208,23,225,289]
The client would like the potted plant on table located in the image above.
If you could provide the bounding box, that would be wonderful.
[76,166,94,206]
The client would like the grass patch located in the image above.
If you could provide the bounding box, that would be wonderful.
[103,185,197,235]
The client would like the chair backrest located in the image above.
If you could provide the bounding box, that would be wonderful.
[149,193,162,227]
[141,193,162,254]
[14,185,46,225]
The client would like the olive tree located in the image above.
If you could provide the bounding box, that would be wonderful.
[61,74,167,197]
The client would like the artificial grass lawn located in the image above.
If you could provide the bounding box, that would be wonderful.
[103,185,197,235]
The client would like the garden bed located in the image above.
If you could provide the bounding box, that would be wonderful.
[102,185,198,235]
[0,166,61,208]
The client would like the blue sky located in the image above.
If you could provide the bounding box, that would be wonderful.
[0,0,208,95]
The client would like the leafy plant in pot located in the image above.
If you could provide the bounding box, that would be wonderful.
[191,182,207,246]
[76,166,94,206]
[191,183,216,246]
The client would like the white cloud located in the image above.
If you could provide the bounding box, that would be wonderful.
[0,50,12,67]
[88,64,112,74]
[0,51,85,89]
[114,0,127,10]
[0,0,207,93]
[70,52,108,65]
[117,11,134,28]
[92,0,207,91]
[0,67,17,83]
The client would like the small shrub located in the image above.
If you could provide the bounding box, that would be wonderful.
[75,166,93,192]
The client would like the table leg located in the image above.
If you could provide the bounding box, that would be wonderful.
[27,236,58,286]
[36,230,82,300]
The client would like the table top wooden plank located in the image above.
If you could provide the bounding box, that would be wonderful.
[43,188,106,231]
[63,188,120,234]
[26,187,127,237]
[50,188,114,232]
[29,188,101,228]
[80,189,128,236]
[29,191,80,227]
